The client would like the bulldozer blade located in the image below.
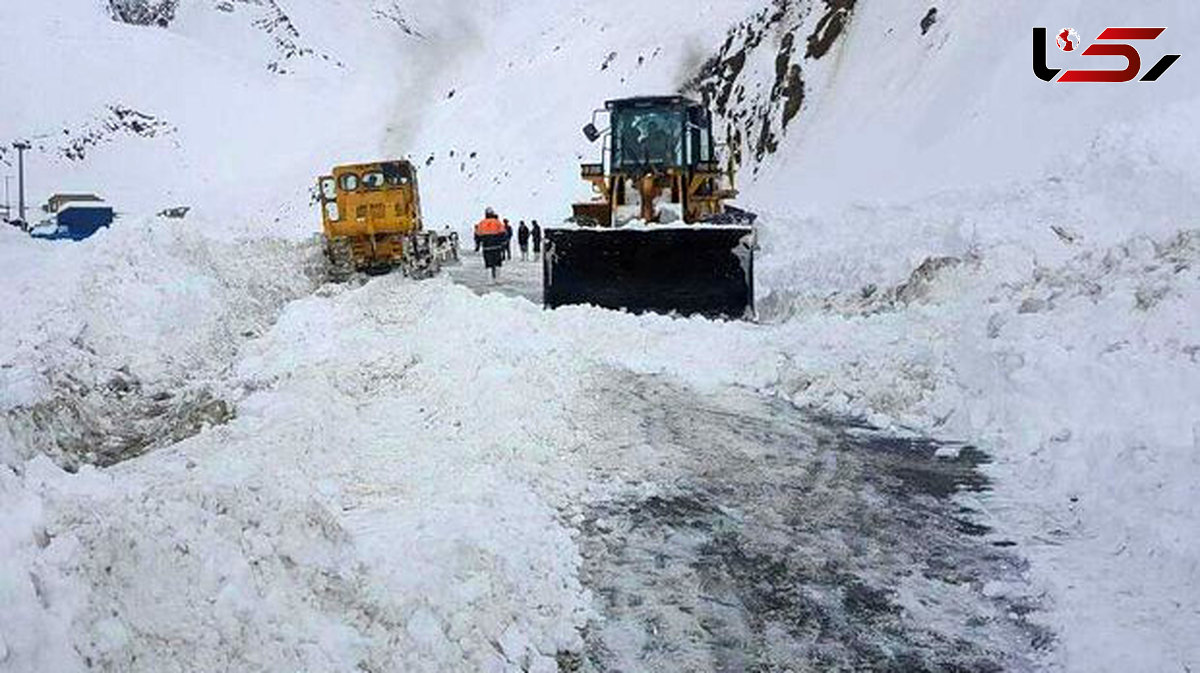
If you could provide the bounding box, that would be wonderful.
[543,227,754,320]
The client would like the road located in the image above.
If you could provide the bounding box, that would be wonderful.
[444,256,1049,671]
[444,249,544,304]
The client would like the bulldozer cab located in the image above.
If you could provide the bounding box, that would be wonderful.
[575,96,734,228]
[608,96,713,173]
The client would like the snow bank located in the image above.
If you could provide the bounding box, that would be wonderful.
[0,218,320,467]
[754,223,1200,671]
[1,277,604,671]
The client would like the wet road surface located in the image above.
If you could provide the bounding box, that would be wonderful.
[444,249,543,304]
[567,375,1049,672]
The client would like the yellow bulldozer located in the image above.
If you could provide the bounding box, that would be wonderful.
[544,96,756,320]
[316,159,440,281]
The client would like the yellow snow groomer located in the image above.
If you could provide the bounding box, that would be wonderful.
[316,160,439,280]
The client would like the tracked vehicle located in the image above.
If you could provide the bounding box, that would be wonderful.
[316,160,439,281]
[544,96,755,319]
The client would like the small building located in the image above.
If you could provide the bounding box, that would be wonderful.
[43,193,105,214]
[30,194,114,241]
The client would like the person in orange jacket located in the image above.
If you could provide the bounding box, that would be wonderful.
[474,207,507,281]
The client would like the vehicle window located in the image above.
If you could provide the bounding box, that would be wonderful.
[382,162,412,185]
[612,106,683,169]
[362,172,386,189]
[324,201,340,221]
[688,107,713,164]
[320,177,337,200]
[339,173,359,191]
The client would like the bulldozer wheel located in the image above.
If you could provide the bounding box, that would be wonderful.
[324,237,355,283]
[403,232,441,280]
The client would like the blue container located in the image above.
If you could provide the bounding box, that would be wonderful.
[31,205,115,241]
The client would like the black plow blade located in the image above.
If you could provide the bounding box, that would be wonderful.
[543,227,755,320]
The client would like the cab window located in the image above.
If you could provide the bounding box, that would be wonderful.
[320,177,337,200]
[362,172,386,189]
[339,173,360,191]
[612,105,684,169]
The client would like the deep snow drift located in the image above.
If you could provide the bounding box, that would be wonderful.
[2,0,1199,671]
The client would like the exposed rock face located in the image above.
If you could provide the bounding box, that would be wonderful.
[685,0,858,169]
[107,0,177,28]
[61,105,175,161]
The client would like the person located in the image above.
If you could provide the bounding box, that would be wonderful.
[531,220,542,262]
[442,225,459,262]
[474,208,506,282]
[503,219,513,260]
[517,220,530,261]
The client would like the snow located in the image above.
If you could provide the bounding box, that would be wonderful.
[550,218,754,231]
[2,0,1199,670]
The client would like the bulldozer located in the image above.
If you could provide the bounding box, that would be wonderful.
[316,159,439,281]
[544,95,756,319]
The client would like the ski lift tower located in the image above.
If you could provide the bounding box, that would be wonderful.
[2,175,11,223]
[13,141,30,228]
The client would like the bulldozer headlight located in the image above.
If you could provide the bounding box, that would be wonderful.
[325,202,340,221]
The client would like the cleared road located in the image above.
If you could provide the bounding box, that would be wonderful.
[445,256,1049,671]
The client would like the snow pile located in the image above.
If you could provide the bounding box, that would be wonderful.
[752,223,1200,671]
[2,278,602,671]
[0,220,320,467]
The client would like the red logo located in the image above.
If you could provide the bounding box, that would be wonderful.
[1057,28,1080,52]
[1034,27,1181,82]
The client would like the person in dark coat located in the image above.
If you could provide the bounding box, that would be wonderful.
[503,219,513,260]
[474,208,507,281]
[531,220,542,261]
[517,220,531,261]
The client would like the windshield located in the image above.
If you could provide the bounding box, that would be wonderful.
[362,172,386,189]
[611,106,683,169]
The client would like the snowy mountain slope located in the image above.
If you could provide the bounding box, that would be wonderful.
[1,0,1199,671]
[389,0,769,229]
[750,0,1199,211]
[0,0,432,224]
